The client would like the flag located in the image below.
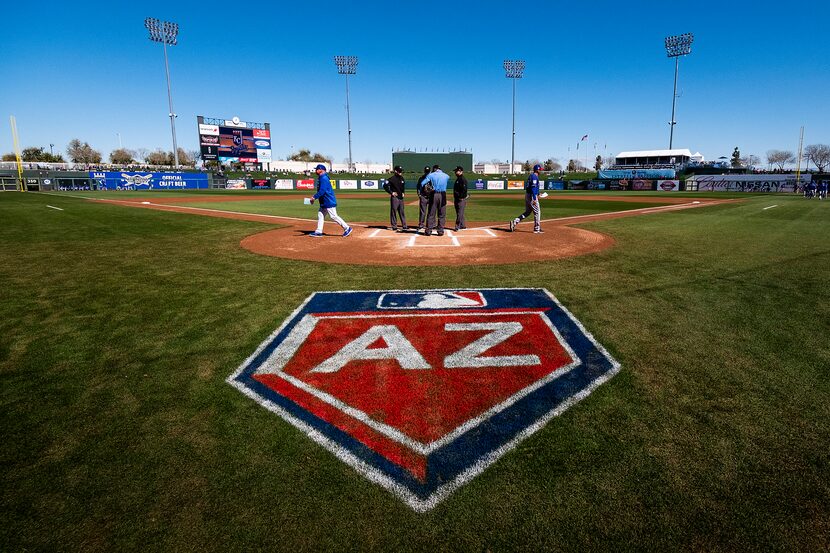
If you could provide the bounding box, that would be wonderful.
[581,134,588,141]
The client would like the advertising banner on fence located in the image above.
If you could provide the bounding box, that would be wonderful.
[631,179,655,191]
[226,179,247,190]
[657,179,680,191]
[599,169,675,179]
[361,180,378,190]
[296,179,315,190]
[339,179,358,190]
[487,180,505,190]
[90,172,209,190]
[589,180,606,190]
[569,181,587,190]
[545,180,565,190]
[272,179,293,190]
[474,179,485,190]
[687,174,807,192]
[507,180,524,190]
[251,179,270,189]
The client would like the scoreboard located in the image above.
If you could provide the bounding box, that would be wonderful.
[197,116,271,164]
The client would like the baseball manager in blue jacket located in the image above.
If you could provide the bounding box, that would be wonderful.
[308,164,353,237]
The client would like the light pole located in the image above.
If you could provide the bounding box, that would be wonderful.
[664,33,694,149]
[145,17,180,168]
[334,55,358,172]
[504,60,525,173]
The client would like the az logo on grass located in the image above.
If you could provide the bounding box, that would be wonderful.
[228,288,619,512]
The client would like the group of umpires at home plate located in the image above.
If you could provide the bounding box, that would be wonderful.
[307,162,545,236]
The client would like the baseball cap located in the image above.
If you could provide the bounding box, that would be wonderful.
[454,166,464,172]
[423,166,430,172]
[533,164,542,171]
[394,165,403,172]
[314,164,327,171]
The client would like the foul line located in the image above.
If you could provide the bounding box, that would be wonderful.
[468,201,712,230]
[763,205,779,210]
[38,191,98,201]
[46,205,63,211]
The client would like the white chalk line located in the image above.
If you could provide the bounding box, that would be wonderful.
[38,191,98,201]
[763,205,779,210]
[467,201,713,231]
[46,205,63,211]
[367,227,495,248]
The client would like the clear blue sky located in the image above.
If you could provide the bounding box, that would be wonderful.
[2,0,828,166]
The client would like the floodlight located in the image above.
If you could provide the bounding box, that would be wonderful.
[334,56,359,171]
[145,17,180,167]
[664,33,694,149]
[503,60,526,170]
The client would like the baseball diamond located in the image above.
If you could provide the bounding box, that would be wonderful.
[80,193,733,265]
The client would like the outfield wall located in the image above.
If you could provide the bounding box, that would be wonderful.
[686,174,810,192]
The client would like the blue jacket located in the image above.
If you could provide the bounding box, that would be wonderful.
[525,173,540,198]
[313,173,337,208]
[426,169,449,192]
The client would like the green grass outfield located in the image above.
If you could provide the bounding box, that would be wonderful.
[1,191,828,551]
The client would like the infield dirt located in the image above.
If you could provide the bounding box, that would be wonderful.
[94,195,734,266]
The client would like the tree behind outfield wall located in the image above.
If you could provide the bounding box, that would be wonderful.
[731,147,742,168]
[766,150,795,171]
[567,159,586,172]
[109,148,135,165]
[803,144,830,172]
[2,147,65,162]
[741,154,760,169]
[145,149,169,165]
[66,139,102,164]
[21,146,65,162]
[289,148,331,163]
[543,158,562,173]
[143,148,193,166]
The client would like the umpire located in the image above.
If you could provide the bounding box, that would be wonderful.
[453,166,468,231]
[385,165,408,231]
[416,166,431,232]
[424,164,449,236]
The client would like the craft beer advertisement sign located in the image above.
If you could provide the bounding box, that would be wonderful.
[228,288,620,511]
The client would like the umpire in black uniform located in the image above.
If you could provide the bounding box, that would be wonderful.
[416,166,431,232]
[453,166,468,231]
[385,165,408,231]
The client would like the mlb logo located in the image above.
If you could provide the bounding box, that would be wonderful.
[228,288,619,512]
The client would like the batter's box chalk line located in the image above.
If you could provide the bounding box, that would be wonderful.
[365,228,497,248]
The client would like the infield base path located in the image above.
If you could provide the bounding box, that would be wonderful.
[93,195,734,266]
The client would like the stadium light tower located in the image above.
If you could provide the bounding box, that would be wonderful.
[334,55,358,172]
[504,59,525,172]
[145,17,180,168]
[664,32,694,150]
